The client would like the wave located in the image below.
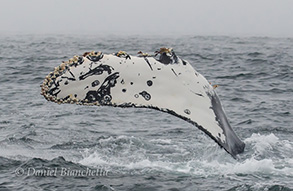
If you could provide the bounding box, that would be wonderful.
[77,133,293,179]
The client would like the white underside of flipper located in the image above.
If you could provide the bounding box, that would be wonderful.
[41,50,245,158]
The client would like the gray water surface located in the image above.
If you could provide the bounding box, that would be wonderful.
[0,35,292,191]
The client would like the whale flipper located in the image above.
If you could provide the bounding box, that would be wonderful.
[41,49,245,158]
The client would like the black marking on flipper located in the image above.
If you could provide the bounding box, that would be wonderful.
[171,68,178,77]
[84,72,119,104]
[155,49,179,65]
[190,90,204,97]
[86,52,104,62]
[48,86,61,97]
[103,95,112,103]
[115,52,131,60]
[184,109,191,115]
[61,76,76,81]
[144,57,153,71]
[63,95,70,100]
[91,80,100,87]
[122,89,126,93]
[139,91,151,101]
[89,62,94,69]
[78,56,84,64]
[70,56,85,67]
[79,64,113,80]
[68,69,75,79]
[147,80,153,86]
[54,78,62,87]
[84,91,98,102]
[158,52,172,65]
[182,59,187,65]
[171,50,179,64]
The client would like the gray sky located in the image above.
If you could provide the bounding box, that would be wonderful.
[1,0,293,37]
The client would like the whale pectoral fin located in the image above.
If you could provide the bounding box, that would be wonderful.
[41,49,245,158]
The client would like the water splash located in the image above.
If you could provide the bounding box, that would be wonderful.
[79,133,293,178]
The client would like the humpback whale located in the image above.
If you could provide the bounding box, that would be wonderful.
[40,48,245,158]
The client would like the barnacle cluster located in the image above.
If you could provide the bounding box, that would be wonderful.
[155,47,173,56]
[115,51,131,59]
[84,51,103,62]
[40,55,83,105]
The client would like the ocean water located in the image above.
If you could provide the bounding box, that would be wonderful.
[0,34,292,191]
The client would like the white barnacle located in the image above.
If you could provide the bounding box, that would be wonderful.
[73,55,79,61]
[116,50,128,57]
[60,63,66,71]
[90,51,96,56]
[68,58,74,64]
[48,96,53,101]
[53,70,59,76]
[137,51,151,57]
[157,47,172,54]
[63,60,69,65]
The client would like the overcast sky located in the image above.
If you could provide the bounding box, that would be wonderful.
[0,0,293,37]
